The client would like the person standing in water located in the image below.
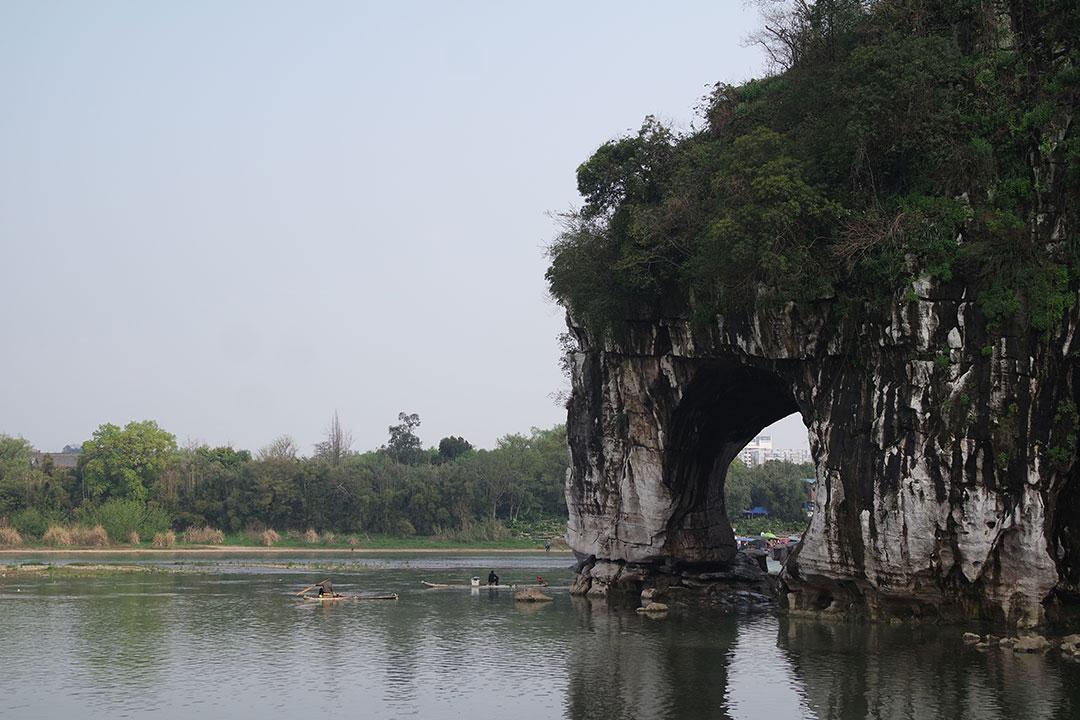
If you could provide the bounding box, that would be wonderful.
[487,570,499,586]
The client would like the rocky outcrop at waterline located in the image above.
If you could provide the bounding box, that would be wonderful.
[562,278,1080,628]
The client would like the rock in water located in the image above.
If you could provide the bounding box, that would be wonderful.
[514,587,553,603]
[1060,634,1080,660]
[569,573,591,597]
[636,602,669,614]
[1012,635,1050,653]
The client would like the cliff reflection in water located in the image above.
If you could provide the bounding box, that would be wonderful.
[562,601,1080,720]
[2,558,1080,720]
[777,617,1076,720]
[565,597,737,719]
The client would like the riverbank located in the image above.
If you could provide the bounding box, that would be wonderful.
[0,530,571,554]
[0,545,572,556]
[1,563,172,575]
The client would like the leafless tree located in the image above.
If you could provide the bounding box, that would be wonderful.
[745,0,868,72]
[259,434,299,461]
[314,412,353,465]
[745,0,803,71]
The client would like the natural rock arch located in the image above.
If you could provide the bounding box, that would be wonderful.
[563,283,1080,628]
[659,362,798,566]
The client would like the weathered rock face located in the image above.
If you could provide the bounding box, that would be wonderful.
[563,279,1080,628]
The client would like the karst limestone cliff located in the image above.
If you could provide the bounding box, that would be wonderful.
[564,279,1080,627]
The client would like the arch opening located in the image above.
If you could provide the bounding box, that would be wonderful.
[662,362,806,569]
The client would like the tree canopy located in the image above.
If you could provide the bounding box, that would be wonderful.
[436,436,474,464]
[80,421,177,502]
[384,412,424,465]
[547,0,1078,337]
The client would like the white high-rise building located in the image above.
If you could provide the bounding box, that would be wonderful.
[738,435,772,466]
[737,436,811,466]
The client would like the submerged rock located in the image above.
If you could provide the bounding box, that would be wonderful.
[637,602,669,614]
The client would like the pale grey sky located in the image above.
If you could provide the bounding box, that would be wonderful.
[0,1,809,453]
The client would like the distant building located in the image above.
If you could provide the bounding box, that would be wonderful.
[738,435,772,466]
[30,447,81,470]
[738,436,811,466]
[742,506,770,518]
[765,447,812,464]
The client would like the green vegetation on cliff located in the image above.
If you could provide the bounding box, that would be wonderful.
[547,0,1078,336]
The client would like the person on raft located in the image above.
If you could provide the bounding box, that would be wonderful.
[487,570,499,586]
[316,579,337,597]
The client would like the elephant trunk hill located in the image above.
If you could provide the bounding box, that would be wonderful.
[549,1,1079,628]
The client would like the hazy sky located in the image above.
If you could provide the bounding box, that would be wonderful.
[1,1,809,453]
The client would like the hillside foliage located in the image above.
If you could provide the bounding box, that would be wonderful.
[547,0,1078,336]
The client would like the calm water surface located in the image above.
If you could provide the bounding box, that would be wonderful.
[1,553,1077,720]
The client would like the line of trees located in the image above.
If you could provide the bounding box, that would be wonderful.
[0,413,569,540]
[724,459,815,523]
[0,412,817,542]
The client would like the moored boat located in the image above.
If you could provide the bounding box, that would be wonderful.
[420,580,554,590]
[420,580,517,589]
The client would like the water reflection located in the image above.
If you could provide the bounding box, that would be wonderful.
[777,617,1078,720]
[1,557,1078,719]
[728,616,813,720]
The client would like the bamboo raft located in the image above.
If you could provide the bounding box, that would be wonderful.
[302,593,399,602]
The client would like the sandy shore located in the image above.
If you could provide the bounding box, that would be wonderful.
[0,545,572,556]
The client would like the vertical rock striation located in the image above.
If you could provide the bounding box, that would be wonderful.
[563,279,1080,627]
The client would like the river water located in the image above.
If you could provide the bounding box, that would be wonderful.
[1,552,1078,719]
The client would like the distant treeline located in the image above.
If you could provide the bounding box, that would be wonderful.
[0,414,568,541]
[0,413,815,543]
[725,459,815,524]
